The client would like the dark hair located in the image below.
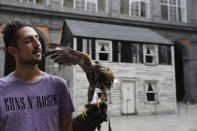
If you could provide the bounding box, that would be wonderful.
[1,20,32,49]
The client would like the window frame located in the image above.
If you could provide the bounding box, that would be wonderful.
[129,0,150,18]
[95,40,112,62]
[74,0,98,12]
[160,0,187,22]
[18,0,49,4]
[143,44,158,65]
[144,80,159,104]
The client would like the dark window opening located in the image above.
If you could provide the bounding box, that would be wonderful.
[87,39,90,55]
[101,45,105,51]
[99,53,108,60]
[146,56,153,63]
[146,83,156,101]
[147,93,155,101]
[148,83,153,91]
[77,37,83,51]
[145,46,155,64]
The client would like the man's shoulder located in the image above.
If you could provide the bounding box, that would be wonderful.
[0,74,13,91]
[43,73,67,86]
[0,74,12,86]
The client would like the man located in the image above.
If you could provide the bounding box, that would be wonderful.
[0,20,75,131]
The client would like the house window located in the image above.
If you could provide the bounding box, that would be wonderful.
[86,0,97,12]
[74,0,98,12]
[74,0,85,10]
[129,0,150,17]
[143,44,158,65]
[63,0,73,8]
[17,0,48,4]
[158,45,172,65]
[144,81,158,103]
[160,0,187,22]
[96,40,112,62]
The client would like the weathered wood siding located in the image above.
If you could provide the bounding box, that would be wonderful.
[72,62,176,116]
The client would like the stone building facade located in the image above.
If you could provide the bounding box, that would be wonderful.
[0,0,197,116]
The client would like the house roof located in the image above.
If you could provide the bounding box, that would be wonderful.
[63,19,173,45]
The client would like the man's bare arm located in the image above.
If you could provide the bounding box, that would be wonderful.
[60,114,73,131]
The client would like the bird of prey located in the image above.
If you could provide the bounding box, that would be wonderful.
[44,43,114,104]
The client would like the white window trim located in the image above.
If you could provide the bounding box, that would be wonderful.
[19,0,49,4]
[95,40,112,62]
[82,39,88,53]
[160,0,187,22]
[73,37,77,50]
[73,0,98,12]
[143,44,158,65]
[85,0,98,12]
[129,0,150,18]
[144,80,159,104]
[82,39,92,57]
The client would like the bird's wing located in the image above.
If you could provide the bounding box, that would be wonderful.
[44,43,93,72]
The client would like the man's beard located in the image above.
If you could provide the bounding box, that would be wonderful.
[19,55,42,66]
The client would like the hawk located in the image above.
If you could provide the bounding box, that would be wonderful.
[44,43,114,103]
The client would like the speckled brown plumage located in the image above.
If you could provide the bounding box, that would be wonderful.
[44,43,114,103]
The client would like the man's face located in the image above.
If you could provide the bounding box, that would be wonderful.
[16,26,42,65]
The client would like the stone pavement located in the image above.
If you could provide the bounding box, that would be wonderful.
[101,103,197,131]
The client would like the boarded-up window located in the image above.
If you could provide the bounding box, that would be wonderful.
[159,45,172,65]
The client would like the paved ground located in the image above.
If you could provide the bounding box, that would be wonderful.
[101,103,197,131]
